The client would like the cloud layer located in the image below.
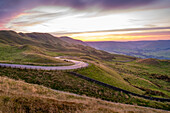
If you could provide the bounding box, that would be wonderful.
[0,0,161,22]
[1,0,170,42]
[53,27,170,35]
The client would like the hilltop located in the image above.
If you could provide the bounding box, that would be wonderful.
[59,36,88,46]
[0,30,115,64]
[136,58,161,65]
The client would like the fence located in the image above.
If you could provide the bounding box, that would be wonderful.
[69,72,170,102]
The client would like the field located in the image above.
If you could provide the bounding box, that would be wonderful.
[1,76,169,113]
[0,31,169,112]
[0,66,169,110]
[106,58,170,98]
[73,55,170,98]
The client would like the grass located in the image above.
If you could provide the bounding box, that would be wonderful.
[0,67,169,110]
[0,30,170,112]
[66,54,170,99]
[0,45,73,66]
[55,55,170,99]
[0,76,168,113]
[122,74,159,90]
[105,59,170,98]
[75,64,144,94]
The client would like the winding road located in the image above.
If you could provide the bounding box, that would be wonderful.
[0,57,89,70]
[1,56,169,102]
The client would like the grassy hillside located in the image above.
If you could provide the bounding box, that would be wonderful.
[0,30,115,64]
[0,76,168,113]
[76,64,144,94]
[73,56,170,98]
[0,44,70,66]
[0,67,169,111]
[0,30,169,98]
[104,58,170,98]
[0,30,170,111]
[0,30,114,66]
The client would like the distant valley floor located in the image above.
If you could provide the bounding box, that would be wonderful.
[86,40,170,59]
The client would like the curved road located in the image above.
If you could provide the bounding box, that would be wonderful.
[0,57,88,70]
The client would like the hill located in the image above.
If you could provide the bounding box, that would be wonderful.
[59,36,88,46]
[0,67,169,111]
[0,30,115,64]
[0,30,169,111]
[86,40,170,59]
[136,58,161,65]
[0,76,168,113]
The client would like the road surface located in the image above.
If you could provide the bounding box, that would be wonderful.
[0,57,88,70]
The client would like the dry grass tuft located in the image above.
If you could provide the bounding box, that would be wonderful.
[0,76,168,113]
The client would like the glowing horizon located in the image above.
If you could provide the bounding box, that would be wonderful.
[52,27,170,41]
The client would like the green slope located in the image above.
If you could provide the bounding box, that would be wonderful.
[0,30,114,64]
[0,67,169,110]
[0,30,169,108]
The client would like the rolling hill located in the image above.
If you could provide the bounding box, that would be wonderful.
[86,40,170,59]
[0,76,168,113]
[0,30,169,111]
[0,30,115,64]
[59,36,88,46]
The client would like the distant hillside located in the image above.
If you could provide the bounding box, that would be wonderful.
[86,40,170,59]
[136,58,161,66]
[0,30,115,63]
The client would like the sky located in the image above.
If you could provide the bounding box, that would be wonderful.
[0,0,170,41]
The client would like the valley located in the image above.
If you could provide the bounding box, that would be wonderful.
[0,30,169,112]
[86,41,170,59]
[1,0,170,112]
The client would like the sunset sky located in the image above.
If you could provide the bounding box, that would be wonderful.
[0,0,170,41]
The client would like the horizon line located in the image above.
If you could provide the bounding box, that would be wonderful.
[85,39,170,42]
